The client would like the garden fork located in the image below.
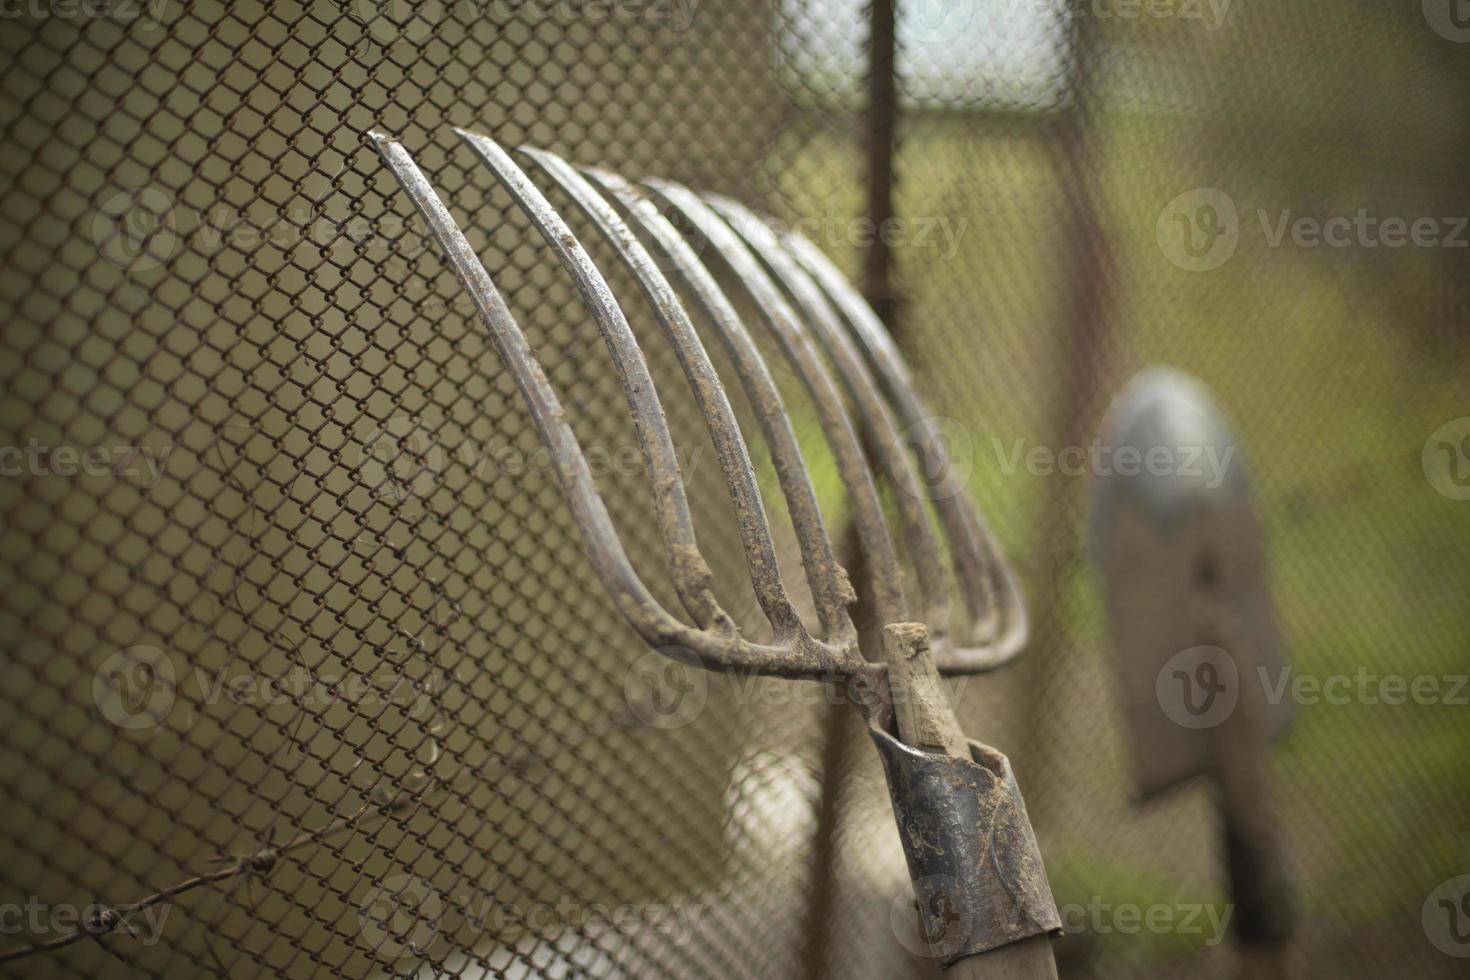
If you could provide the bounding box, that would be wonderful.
[371,127,1061,978]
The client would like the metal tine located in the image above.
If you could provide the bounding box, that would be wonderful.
[709,200,1023,674]
[505,142,807,646]
[452,128,724,632]
[642,180,912,632]
[780,231,1030,670]
[369,131,854,680]
[702,194,951,639]
[369,134,1053,976]
[514,150,862,650]
[577,164,858,647]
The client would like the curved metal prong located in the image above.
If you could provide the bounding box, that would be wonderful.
[512,143,807,644]
[703,194,951,638]
[454,127,729,634]
[644,179,912,631]
[369,132,1053,977]
[370,131,855,680]
[781,231,1030,672]
[579,165,858,646]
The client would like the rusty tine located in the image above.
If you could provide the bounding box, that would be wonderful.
[453,128,727,635]
[781,230,1030,670]
[371,129,1061,976]
[710,202,1029,673]
[503,142,810,646]
[700,194,951,638]
[641,179,912,633]
[575,163,858,645]
[370,131,858,680]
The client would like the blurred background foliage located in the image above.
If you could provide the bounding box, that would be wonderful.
[773,2,1470,975]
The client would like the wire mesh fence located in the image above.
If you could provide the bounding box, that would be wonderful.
[0,2,1467,978]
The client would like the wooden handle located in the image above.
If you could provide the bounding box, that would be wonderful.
[1196,571,1293,975]
[883,622,969,758]
[882,624,1061,979]
[950,935,1059,980]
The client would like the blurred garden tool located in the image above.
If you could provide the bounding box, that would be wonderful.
[372,127,1060,978]
[1090,368,1294,979]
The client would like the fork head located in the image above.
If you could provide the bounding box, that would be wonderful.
[370,128,1061,971]
[369,128,1029,717]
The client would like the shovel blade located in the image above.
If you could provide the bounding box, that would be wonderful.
[1090,367,1292,800]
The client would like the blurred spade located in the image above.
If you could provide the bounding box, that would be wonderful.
[1089,367,1294,979]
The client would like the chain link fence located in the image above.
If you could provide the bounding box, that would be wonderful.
[1,2,1467,978]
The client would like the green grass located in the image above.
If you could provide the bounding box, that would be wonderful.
[772,113,1470,957]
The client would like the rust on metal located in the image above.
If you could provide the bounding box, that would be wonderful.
[370,128,1058,973]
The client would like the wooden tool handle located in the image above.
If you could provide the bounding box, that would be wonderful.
[951,934,1059,980]
[883,624,1060,979]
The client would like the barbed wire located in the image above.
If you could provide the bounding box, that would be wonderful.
[0,686,658,967]
[0,793,393,965]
